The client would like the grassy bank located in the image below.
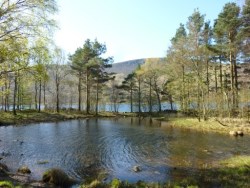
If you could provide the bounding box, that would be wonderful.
[1,155,249,187]
[0,110,129,126]
[1,110,250,135]
[165,117,250,134]
[79,155,250,188]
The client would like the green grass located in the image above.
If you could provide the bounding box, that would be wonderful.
[0,110,90,126]
[1,156,249,187]
[80,179,199,188]
[0,110,137,126]
[0,181,22,188]
[167,117,250,134]
[2,110,249,135]
[220,155,250,168]
[215,155,250,187]
[80,155,250,188]
[0,181,14,188]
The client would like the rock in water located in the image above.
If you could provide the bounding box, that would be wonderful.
[17,166,31,174]
[237,130,244,136]
[42,168,75,187]
[133,165,141,172]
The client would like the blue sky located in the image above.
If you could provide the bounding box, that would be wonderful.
[54,0,242,63]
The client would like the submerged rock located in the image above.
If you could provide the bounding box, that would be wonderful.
[133,165,141,172]
[42,168,75,187]
[17,166,31,174]
[237,130,244,136]
[1,151,11,157]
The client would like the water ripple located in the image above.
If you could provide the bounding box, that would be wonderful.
[0,118,250,182]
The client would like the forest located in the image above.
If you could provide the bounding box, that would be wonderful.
[0,0,249,121]
[0,1,249,122]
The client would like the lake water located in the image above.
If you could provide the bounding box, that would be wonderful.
[0,118,250,184]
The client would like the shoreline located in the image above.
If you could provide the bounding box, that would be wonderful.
[0,110,131,127]
[0,110,250,187]
[1,110,250,135]
[1,155,249,187]
[165,117,250,135]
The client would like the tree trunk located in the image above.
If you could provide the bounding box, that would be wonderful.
[17,75,20,110]
[182,65,186,112]
[149,78,152,113]
[206,59,209,94]
[169,94,174,111]
[215,66,218,93]
[78,73,82,111]
[197,62,201,122]
[86,68,90,114]
[43,80,46,110]
[1,87,4,110]
[153,77,161,112]
[229,34,236,111]
[138,76,141,113]
[95,78,99,116]
[13,73,17,115]
[56,79,60,113]
[233,52,238,108]
[38,79,42,112]
[6,77,11,111]
[201,88,207,121]
[130,84,133,113]
[156,91,161,112]
[4,78,8,112]
[219,55,223,93]
[35,82,38,110]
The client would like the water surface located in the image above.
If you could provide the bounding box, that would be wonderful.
[0,118,249,183]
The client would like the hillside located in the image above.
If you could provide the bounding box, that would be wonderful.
[106,58,164,77]
[106,58,145,76]
[106,59,250,88]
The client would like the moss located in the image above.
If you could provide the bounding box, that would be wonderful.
[0,181,14,188]
[110,178,121,188]
[42,168,75,187]
[37,160,49,165]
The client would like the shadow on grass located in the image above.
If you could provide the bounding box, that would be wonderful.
[80,163,250,188]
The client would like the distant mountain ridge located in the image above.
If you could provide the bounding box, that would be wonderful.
[106,58,163,76]
[105,58,250,87]
[106,58,145,76]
